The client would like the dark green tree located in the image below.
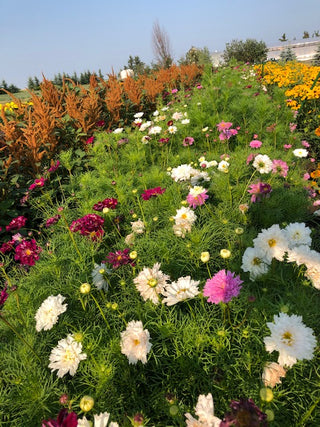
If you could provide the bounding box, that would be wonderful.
[27,77,35,90]
[223,39,268,64]
[302,31,310,39]
[179,46,212,66]
[280,47,297,62]
[124,55,148,75]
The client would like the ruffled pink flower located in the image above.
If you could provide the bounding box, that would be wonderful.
[141,187,166,201]
[249,140,262,148]
[0,240,15,254]
[48,160,60,173]
[6,216,27,232]
[42,408,78,427]
[248,181,272,203]
[289,123,297,132]
[85,136,95,145]
[283,144,292,150]
[303,173,310,180]
[186,189,209,208]
[171,88,178,94]
[203,269,243,304]
[182,137,194,146]
[70,214,104,240]
[14,239,42,266]
[159,137,170,144]
[302,140,310,148]
[246,153,256,165]
[217,121,233,132]
[272,159,288,177]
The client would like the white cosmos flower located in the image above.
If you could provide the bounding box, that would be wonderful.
[134,112,144,118]
[78,412,119,427]
[49,334,87,378]
[199,159,218,169]
[264,313,317,368]
[190,170,210,185]
[241,247,270,281]
[217,160,229,173]
[153,110,159,116]
[113,128,123,134]
[181,119,190,125]
[35,294,67,332]
[92,263,110,290]
[131,219,145,234]
[134,118,143,125]
[293,148,308,158]
[139,121,152,131]
[305,265,320,290]
[172,111,183,120]
[120,320,152,364]
[173,206,197,227]
[170,164,197,182]
[284,222,312,249]
[162,276,200,306]
[253,224,288,262]
[185,393,221,427]
[133,263,170,304]
[253,154,273,174]
[148,126,162,135]
[168,125,178,134]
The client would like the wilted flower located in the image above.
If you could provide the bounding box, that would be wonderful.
[220,398,267,426]
[131,219,145,234]
[262,362,286,388]
[203,270,243,304]
[120,320,152,364]
[91,263,111,290]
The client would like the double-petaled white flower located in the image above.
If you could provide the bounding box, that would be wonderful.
[133,263,170,304]
[35,294,67,332]
[185,393,221,426]
[162,276,200,306]
[49,334,87,378]
[120,320,152,364]
[253,154,273,174]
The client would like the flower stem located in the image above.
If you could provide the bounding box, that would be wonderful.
[91,294,110,329]
[60,211,84,262]
[0,315,41,362]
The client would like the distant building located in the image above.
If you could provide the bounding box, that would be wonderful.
[267,37,320,62]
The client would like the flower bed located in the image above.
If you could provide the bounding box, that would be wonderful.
[0,64,319,426]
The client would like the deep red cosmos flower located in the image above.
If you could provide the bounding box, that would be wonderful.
[6,216,28,232]
[70,214,104,241]
[93,198,118,211]
[14,239,42,266]
[141,187,166,201]
[105,248,135,269]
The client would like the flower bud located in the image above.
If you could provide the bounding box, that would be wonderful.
[129,251,137,260]
[102,207,110,214]
[80,283,91,294]
[111,302,118,310]
[59,393,69,405]
[73,332,83,342]
[235,227,244,235]
[200,252,210,263]
[259,387,274,402]
[265,409,275,422]
[132,189,138,194]
[80,395,94,412]
[220,249,231,259]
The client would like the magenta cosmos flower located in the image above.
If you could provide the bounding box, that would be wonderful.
[6,216,28,232]
[14,239,42,266]
[93,197,118,211]
[203,269,243,304]
[105,248,134,269]
[29,177,47,191]
[186,187,209,208]
[70,214,104,240]
[183,137,194,146]
[217,121,233,132]
[141,187,166,201]
[42,409,78,427]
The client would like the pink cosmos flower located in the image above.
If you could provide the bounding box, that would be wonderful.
[70,214,104,240]
[0,285,8,309]
[272,159,289,177]
[171,88,178,94]
[246,153,256,165]
[6,216,28,232]
[283,144,292,150]
[105,248,134,269]
[302,140,310,148]
[253,134,258,139]
[203,269,243,304]
[289,123,297,132]
[29,177,47,191]
[249,140,262,148]
[186,187,209,208]
[14,239,42,266]
[303,173,310,180]
[248,182,272,203]
[159,137,170,144]
[183,137,194,146]
[217,121,233,132]
[141,187,166,201]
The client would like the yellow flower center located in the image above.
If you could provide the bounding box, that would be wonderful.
[147,278,158,288]
[252,257,261,266]
[133,339,140,346]
[281,331,293,346]
[63,349,76,362]
[25,249,32,256]
[181,213,187,219]
[268,238,276,247]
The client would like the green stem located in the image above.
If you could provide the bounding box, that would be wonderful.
[206,263,212,279]
[0,315,41,362]
[238,170,257,205]
[91,294,110,329]
[60,211,84,262]
[136,195,147,228]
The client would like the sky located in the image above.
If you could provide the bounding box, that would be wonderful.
[1,0,320,88]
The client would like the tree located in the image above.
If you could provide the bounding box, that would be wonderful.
[124,55,148,75]
[313,44,320,65]
[279,33,288,42]
[280,47,297,62]
[179,46,212,66]
[152,20,173,68]
[303,31,310,39]
[223,39,268,64]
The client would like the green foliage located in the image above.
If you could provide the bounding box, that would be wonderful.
[179,46,212,66]
[0,64,320,426]
[280,47,297,62]
[313,44,320,65]
[0,79,20,93]
[223,39,268,64]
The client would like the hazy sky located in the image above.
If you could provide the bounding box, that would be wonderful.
[2,0,320,88]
